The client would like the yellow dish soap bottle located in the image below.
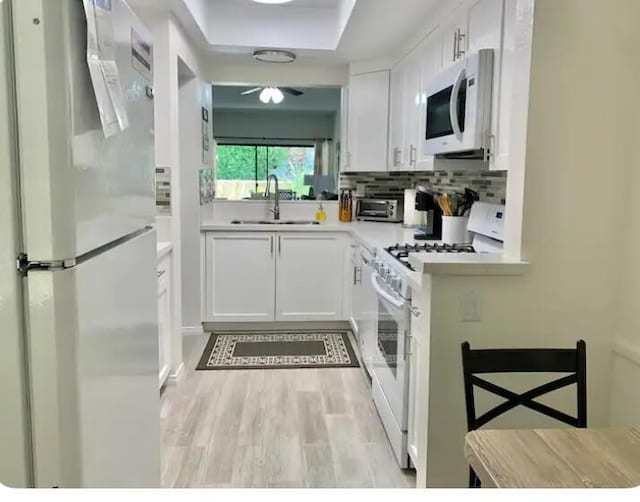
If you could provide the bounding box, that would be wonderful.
[316,202,327,223]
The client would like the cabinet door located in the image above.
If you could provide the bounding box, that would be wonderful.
[404,47,425,171]
[339,86,350,171]
[346,70,390,172]
[439,2,468,71]
[205,232,276,322]
[349,245,365,336]
[467,0,506,171]
[388,60,408,170]
[407,289,430,485]
[275,233,345,321]
[157,257,171,388]
[416,31,441,171]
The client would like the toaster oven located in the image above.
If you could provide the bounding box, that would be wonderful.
[356,199,404,223]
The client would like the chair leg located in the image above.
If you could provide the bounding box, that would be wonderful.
[469,467,481,488]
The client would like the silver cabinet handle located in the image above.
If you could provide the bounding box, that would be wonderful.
[270,236,274,256]
[410,145,417,166]
[353,266,362,286]
[456,29,466,59]
[403,331,411,360]
[453,31,457,61]
[157,270,166,279]
[278,235,282,256]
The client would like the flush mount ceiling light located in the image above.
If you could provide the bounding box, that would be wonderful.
[259,87,285,104]
[253,49,296,64]
[252,0,295,4]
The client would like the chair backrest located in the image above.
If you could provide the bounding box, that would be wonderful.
[461,340,587,432]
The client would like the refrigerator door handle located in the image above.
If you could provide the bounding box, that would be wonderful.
[16,253,75,276]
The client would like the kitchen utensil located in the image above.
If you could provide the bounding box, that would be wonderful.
[439,194,454,216]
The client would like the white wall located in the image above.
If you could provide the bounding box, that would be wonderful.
[152,13,205,378]
[611,0,640,426]
[179,75,212,333]
[421,0,637,487]
[213,109,336,142]
[203,60,349,88]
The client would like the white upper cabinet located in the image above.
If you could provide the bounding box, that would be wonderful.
[275,233,346,322]
[467,0,506,171]
[438,2,469,71]
[416,30,441,171]
[388,58,409,170]
[344,70,390,172]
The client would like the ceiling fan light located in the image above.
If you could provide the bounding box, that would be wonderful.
[259,88,272,104]
[271,87,284,104]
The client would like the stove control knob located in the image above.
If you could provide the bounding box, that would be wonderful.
[390,277,401,291]
[379,266,389,279]
[374,261,382,273]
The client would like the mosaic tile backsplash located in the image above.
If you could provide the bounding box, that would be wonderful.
[156,166,171,215]
[340,170,507,204]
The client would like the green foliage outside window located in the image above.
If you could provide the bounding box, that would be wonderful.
[216,144,315,199]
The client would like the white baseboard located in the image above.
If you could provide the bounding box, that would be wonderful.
[613,337,640,367]
[166,362,185,386]
[182,325,205,337]
[202,321,351,332]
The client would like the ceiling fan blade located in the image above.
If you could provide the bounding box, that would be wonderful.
[281,87,304,96]
[241,87,263,96]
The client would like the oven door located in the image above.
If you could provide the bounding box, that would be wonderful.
[370,271,411,430]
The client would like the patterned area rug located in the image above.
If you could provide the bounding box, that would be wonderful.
[196,331,360,370]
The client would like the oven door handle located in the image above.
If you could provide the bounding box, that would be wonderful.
[449,67,466,140]
[371,271,407,309]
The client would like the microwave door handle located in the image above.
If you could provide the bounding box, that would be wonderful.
[371,271,406,309]
[449,67,466,140]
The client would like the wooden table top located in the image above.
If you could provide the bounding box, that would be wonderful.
[464,427,640,488]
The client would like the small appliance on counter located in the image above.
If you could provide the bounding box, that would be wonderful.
[403,189,422,227]
[339,189,354,222]
[355,198,403,223]
[414,186,443,240]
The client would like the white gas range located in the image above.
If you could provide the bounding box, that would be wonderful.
[365,202,505,468]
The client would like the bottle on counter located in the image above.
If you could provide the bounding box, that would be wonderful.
[316,202,326,223]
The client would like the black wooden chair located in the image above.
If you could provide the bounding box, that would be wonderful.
[461,340,587,488]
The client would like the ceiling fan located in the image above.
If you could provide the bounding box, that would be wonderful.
[241,86,304,104]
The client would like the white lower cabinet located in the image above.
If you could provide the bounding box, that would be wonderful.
[204,231,346,323]
[408,288,429,475]
[205,232,276,322]
[275,233,346,321]
[157,254,172,388]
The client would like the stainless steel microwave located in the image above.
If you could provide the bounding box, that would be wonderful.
[356,199,403,223]
[424,49,494,157]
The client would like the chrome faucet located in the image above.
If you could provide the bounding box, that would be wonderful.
[265,174,280,220]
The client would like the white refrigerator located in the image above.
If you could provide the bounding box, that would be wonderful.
[0,0,160,488]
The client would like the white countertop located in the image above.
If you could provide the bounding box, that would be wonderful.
[157,241,173,260]
[201,221,527,276]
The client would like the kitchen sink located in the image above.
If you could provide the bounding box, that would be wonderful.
[231,219,320,226]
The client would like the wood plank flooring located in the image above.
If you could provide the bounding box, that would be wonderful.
[160,334,416,489]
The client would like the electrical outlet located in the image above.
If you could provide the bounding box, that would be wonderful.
[460,290,481,322]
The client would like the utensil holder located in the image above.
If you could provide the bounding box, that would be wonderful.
[441,216,471,244]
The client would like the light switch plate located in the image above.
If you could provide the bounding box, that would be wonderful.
[460,290,481,322]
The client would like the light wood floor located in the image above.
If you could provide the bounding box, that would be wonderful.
[160,334,416,488]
